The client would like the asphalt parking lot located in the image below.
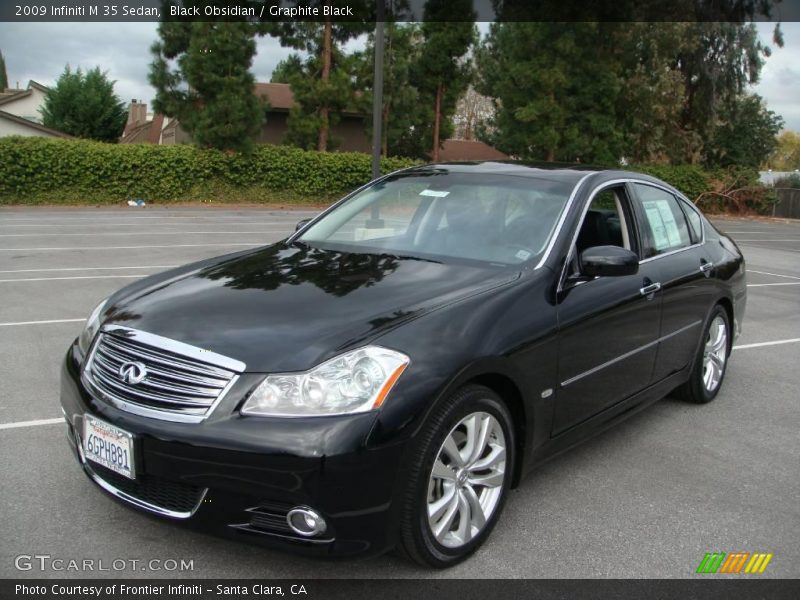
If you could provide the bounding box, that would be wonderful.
[0,207,797,579]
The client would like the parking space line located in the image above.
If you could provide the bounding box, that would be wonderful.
[0,243,262,251]
[746,282,800,288]
[0,275,145,283]
[0,418,64,431]
[0,318,85,327]
[735,239,800,242]
[747,269,800,281]
[734,338,800,350]
[0,265,177,274]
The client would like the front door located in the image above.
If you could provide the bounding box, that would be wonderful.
[553,183,662,435]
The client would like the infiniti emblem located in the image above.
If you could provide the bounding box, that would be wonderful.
[119,361,147,385]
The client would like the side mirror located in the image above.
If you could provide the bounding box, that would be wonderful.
[580,246,639,277]
[295,218,312,232]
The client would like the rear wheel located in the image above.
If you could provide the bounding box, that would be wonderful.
[397,385,514,568]
[678,305,730,404]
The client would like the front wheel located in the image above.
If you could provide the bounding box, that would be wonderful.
[397,385,515,568]
[678,305,730,404]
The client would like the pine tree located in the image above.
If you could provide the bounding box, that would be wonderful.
[266,1,372,151]
[414,0,476,161]
[149,21,264,152]
[477,23,624,164]
[354,22,426,158]
[40,66,127,142]
[0,50,8,91]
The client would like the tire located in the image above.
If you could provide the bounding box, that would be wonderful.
[397,384,515,568]
[678,304,731,404]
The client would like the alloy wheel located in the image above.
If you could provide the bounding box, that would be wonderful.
[426,411,507,548]
[702,315,728,392]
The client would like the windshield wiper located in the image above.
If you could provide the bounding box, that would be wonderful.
[380,252,443,264]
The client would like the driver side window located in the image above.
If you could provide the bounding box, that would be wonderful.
[570,185,636,276]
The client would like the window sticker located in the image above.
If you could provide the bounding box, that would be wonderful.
[419,189,450,197]
[643,199,681,251]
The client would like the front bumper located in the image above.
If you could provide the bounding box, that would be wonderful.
[60,342,407,558]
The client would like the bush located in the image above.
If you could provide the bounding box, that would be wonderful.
[0,137,419,204]
[630,164,711,201]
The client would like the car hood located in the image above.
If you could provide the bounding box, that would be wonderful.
[102,243,519,372]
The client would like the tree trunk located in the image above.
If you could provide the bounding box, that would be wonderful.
[317,15,333,152]
[382,105,389,157]
[432,84,443,162]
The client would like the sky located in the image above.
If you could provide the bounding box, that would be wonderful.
[0,21,797,130]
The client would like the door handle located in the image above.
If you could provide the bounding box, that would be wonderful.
[700,261,714,275]
[639,282,662,297]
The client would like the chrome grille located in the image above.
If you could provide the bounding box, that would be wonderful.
[84,326,244,422]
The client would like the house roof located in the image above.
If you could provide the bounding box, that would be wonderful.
[0,80,50,107]
[255,82,295,111]
[435,139,509,162]
[0,109,72,138]
[120,120,154,144]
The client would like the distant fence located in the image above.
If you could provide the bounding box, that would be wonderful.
[773,189,800,219]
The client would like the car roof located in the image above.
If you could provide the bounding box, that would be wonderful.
[399,161,680,195]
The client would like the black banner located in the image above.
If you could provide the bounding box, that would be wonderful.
[3,579,800,600]
[2,0,800,23]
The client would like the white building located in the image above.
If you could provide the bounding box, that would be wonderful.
[0,80,71,138]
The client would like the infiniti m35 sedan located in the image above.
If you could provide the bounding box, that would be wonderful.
[61,162,745,567]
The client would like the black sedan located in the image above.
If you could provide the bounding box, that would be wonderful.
[60,162,746,567]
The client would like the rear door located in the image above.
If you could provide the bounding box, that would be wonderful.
[553,182,663,435]
[630,183,716,380]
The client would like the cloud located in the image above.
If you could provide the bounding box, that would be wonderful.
[752,22,800,131]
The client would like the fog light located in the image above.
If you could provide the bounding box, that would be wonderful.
[286,507,326,537]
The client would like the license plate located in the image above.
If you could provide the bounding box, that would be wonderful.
[82,416,135,479]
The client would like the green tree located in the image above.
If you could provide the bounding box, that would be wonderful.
[270,55,304,83]
[0,50,8,90]
[705,94,783,169]
[414,0,476,161]
[39,66,126,142]
[354,22,426,158]
[768,130,800,171]
[477,22,623,164]
[676,22,778,156]
[266,1,372,151]
[149,20,264,152]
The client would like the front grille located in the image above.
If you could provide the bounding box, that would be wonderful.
[88,463,206,515]
[85,330,239,420]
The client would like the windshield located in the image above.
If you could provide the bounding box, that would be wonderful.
[298,171,575,266]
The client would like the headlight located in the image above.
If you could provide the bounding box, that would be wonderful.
[241,346,410,417]
[77,298,108,355]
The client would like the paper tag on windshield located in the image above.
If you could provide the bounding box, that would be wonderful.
[515,250,531,261]
[420,189,450,197]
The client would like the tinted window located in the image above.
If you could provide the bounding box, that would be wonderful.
[300,173,575,266]
[679,199,703,244]
[634,184,692,257]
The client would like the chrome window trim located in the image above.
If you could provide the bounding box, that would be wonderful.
[560,319,702,387]
[81,325,245,424]
[534,172,595,270]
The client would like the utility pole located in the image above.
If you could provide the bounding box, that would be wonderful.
[370,0,385,180]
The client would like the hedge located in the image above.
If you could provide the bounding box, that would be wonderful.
[0,137,419,204]
[0,137,774,213]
